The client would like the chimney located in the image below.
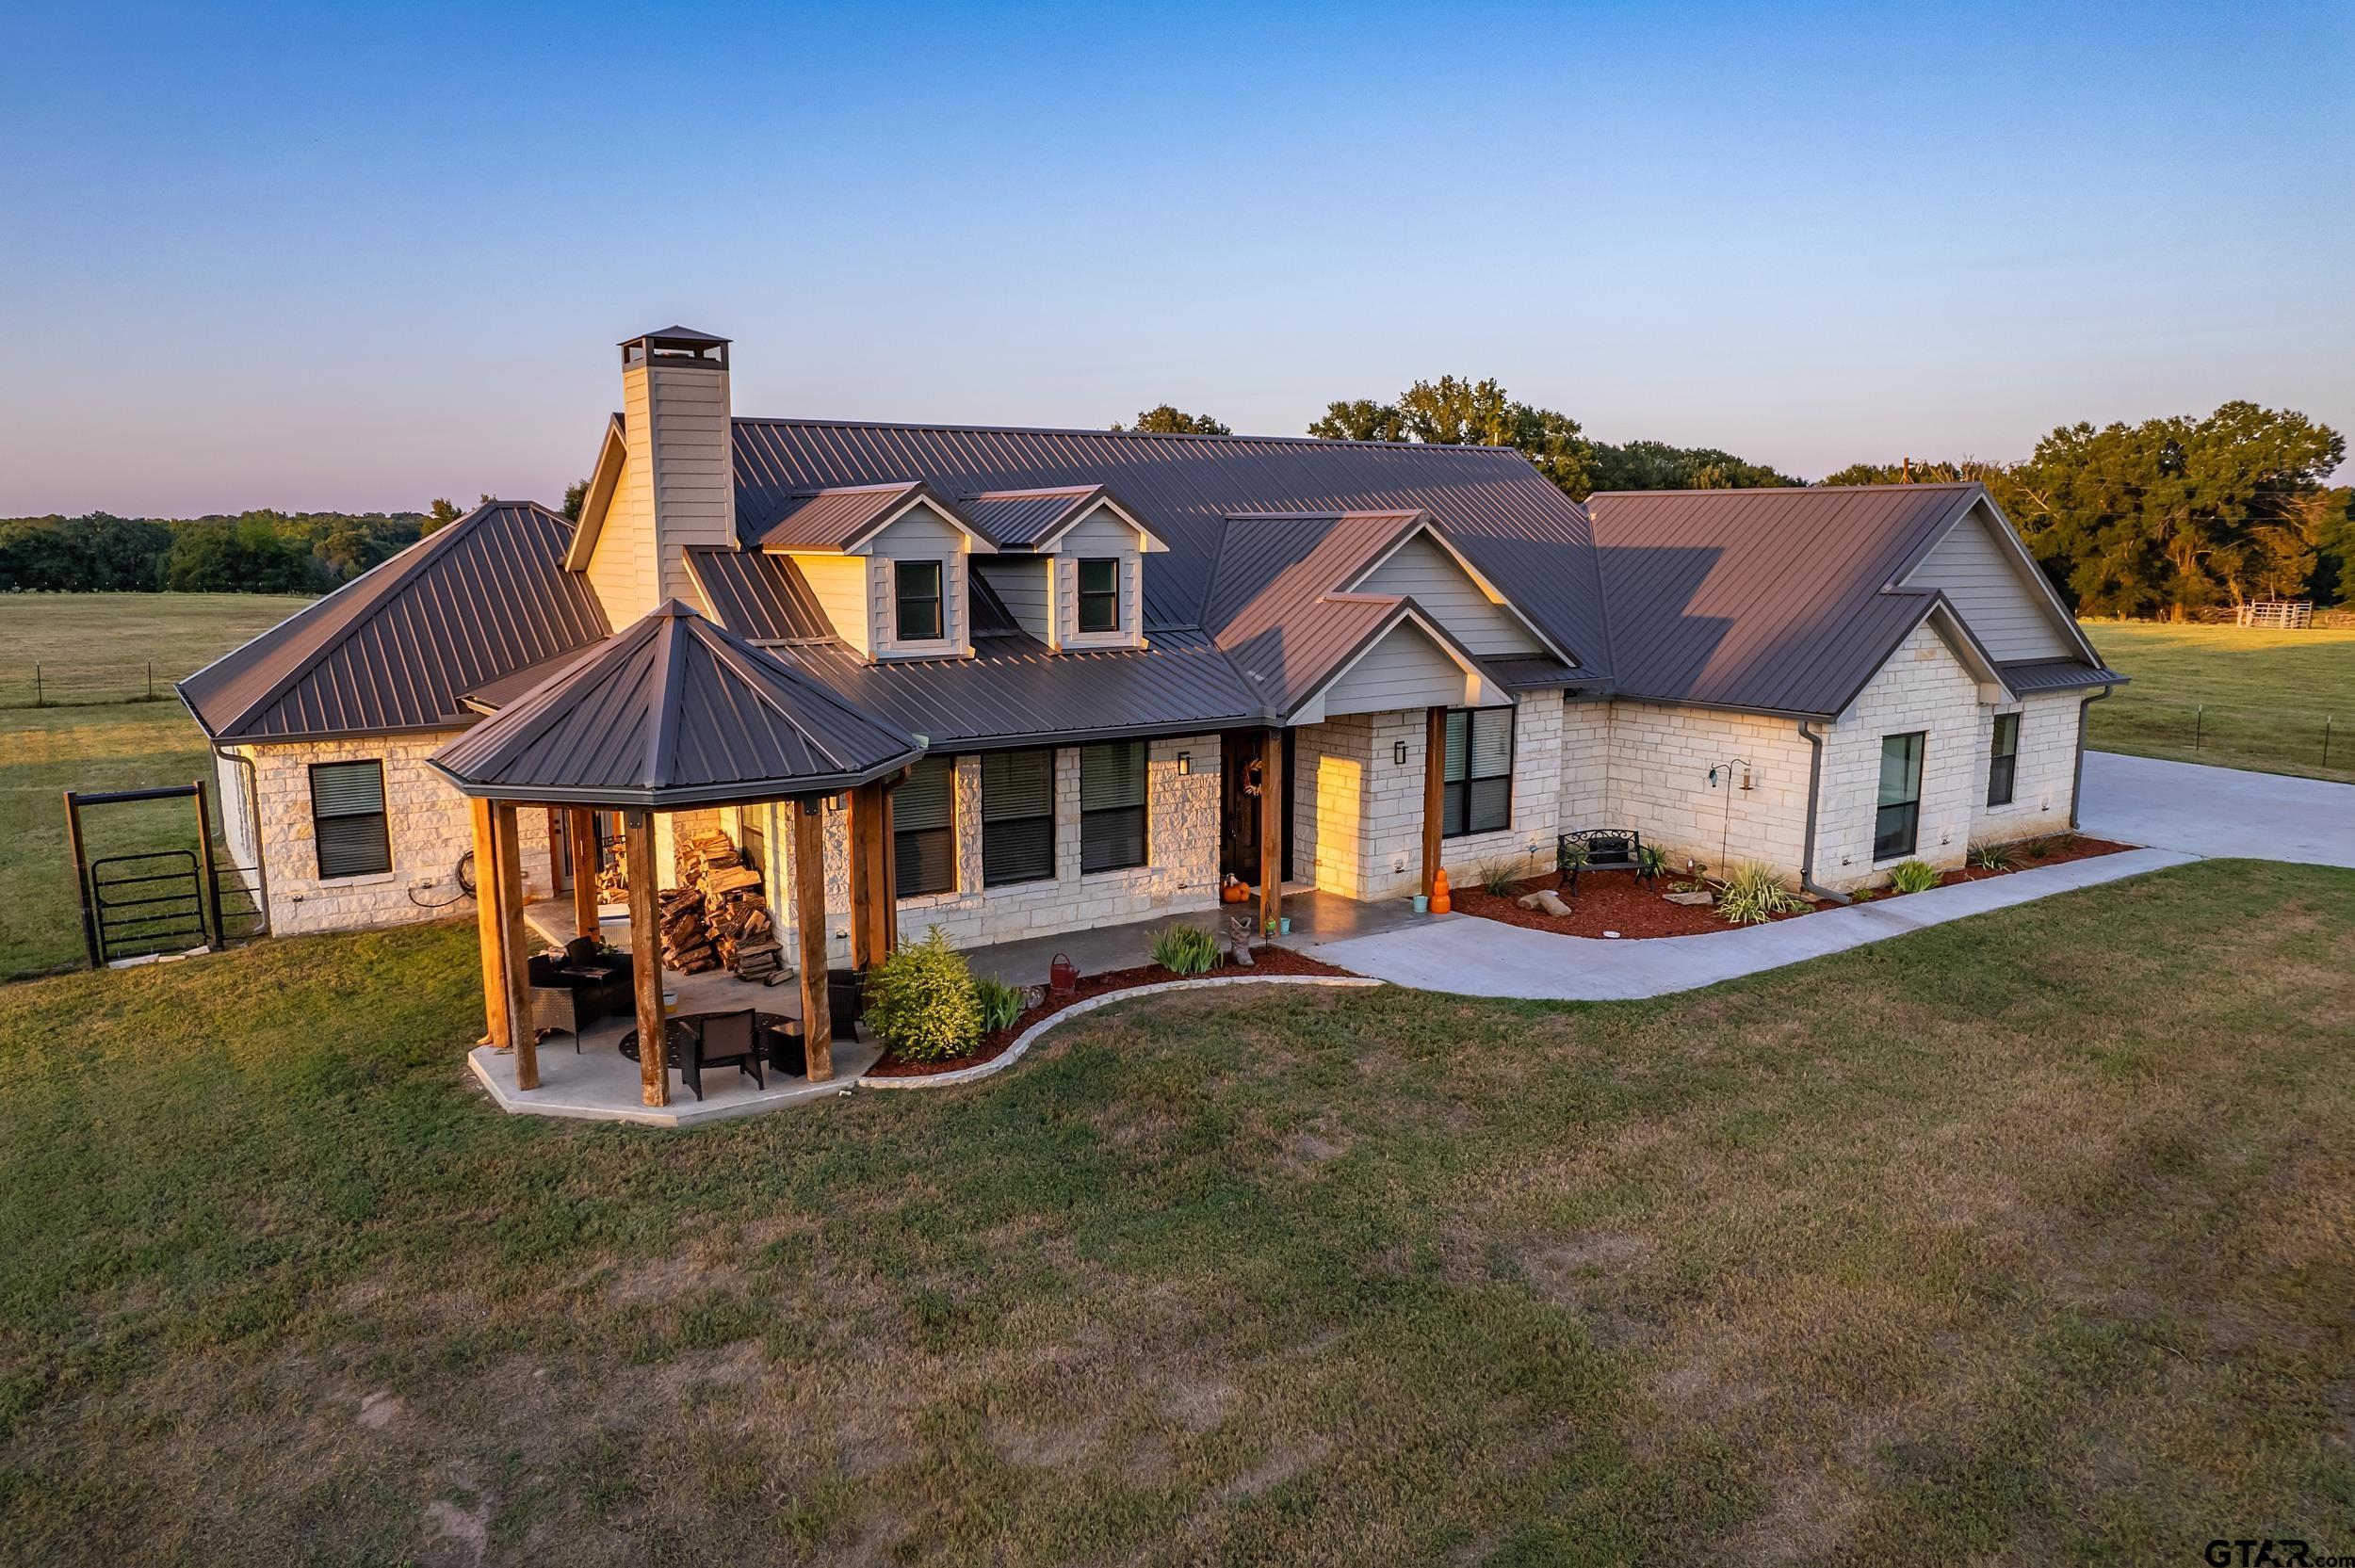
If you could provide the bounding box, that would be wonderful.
[610,326,735,611]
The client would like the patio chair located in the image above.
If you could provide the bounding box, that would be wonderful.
[526,943,636,1051]
[679,1008,764,1101]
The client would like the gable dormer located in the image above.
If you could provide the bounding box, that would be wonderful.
[751,482,994,661]
[1347,521,1566,662]
[964,487,1164,652]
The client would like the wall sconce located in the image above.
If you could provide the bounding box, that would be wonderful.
[825,794,845,812]
[1393,740,1409,766]
[1176,752,1191,775]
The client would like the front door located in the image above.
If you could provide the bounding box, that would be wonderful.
[1218,730,1295,885]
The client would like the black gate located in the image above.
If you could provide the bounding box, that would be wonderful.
[89,850,208,962]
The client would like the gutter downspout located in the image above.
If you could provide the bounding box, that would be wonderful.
[2071,688,2110,831]
[183,682,275,938]
[1795,719,1851,905]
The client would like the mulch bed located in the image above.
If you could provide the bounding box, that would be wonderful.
[865,945,1356,1078]
[1452,872,1811,940]
[1453,833,2138,938]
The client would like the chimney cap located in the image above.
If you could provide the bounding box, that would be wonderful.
[621,325,731,348]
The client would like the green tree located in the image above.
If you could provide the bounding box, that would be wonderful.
[1113,406,1231,436]
[1588,441,1800,493]
[163,519,314,592]
[422,497,463,535]
[1308,377,1592,496]
[561,478,590,521]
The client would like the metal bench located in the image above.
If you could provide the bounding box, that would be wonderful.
[1556,829,1646,895]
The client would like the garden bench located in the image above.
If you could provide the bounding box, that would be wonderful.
[1556,828,1646,895]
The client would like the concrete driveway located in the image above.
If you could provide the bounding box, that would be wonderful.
[2078,751,2355,868]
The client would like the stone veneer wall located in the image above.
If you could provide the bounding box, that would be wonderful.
[1813,622,1998,887]
[225,732,553,935]
[1968,691,2082,843]
[761,734,1223,966]
[1584,701,1817,879]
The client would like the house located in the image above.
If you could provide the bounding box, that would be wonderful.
[180,326,2120,1096]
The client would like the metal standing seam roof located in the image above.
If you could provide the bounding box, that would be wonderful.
[430,601,924,806]
[178,500,610,741]
[955,486,1108,549]
[1998,658,2127,695]
[1584,482,2095,719]
[745,480,934,552]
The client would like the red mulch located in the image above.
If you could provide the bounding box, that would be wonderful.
[865,945,1356,1077]
[1452,834,2137,937]
[1451,872,1811,939]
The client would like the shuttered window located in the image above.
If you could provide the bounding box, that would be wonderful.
[1876,732,1925,858]
[309,760,390,879]
[1441,707,1513,838]
[1080,740,1146,873]
[1987,713,2020,807]
[895,754,957,896]
[1076,558,1120,634]
[982,748,1056,887]
[895,559,944,641]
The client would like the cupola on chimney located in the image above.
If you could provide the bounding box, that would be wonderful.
[612,325,735,608]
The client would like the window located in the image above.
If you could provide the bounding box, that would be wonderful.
[1876,732,1925,859]
[1080,740,1146,872]
[894,558,944,642]
[1987,713,2020,807]
[309,760,390,879]
[982,748,1056,886]
[895,754,957,896]
[1076,557,1120,634]
[1441,707,1513,837]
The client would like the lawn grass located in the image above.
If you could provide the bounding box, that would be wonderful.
[1,859,2349,1563]
[0,594,309,979]
[2082,621,2355,784]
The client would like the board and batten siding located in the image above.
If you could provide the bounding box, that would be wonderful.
[1354,532,1540,657]
[1053,509,1145,650]
[865,505,970,658]
[1320,621,1474,716]
[973,557,1052,643]
[1903,508,2074,661]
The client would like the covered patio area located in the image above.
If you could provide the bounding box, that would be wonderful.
[430,600,925,1123]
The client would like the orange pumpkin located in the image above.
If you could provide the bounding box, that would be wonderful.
[1430,868,1452,913]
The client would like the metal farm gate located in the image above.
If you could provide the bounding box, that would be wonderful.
[64,781,267,966]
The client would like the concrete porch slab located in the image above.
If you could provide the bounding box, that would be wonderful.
[468,1031,883,1127]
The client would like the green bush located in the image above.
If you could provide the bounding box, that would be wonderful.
[1888,860,1941,895]
[1715,862,1809,925]
[863,928,983,1063]
[1474,857,1521,895]
[1635,842,1668,881]
[972,976,1024,1035]
[1150,923,1221,977]
[1969,841,2012,872]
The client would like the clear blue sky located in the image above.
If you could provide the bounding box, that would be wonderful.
[3,1,2348,515]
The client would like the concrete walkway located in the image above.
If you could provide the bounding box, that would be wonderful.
[2078,751,2355,867]
[1310,848,2196,1001]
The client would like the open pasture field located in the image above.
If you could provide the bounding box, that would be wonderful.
[2081,620,2355,784]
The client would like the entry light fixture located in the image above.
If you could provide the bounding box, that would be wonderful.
[1177,752,1192,775]
[1393,739,1409,766]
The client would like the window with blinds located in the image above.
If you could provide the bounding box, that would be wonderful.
[1076,558,1120,634]
[309,759,390,879]
[895,754,957,896]
[1441,707,1513,838]
[982,748,1056,886]
[1986,712,2020,807]
[1080,740,1146,873]
[895,558,944,641]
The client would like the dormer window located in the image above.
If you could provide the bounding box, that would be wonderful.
[895,560,945,642]
[1077,558,1120,634]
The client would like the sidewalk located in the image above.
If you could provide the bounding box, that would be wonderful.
[1309,848,2197,1001]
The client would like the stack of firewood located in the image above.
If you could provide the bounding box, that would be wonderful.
[594,841,631,906]
[658,830,784,980]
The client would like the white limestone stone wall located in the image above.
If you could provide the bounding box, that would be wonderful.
[1969,691,2082,842]
[772,734,1223,964]
[1814,622,1988,887]
[1557,700,1612,828]
[229,732,552,935]
[1581,702,1816,880]
[1293,696,1562,901]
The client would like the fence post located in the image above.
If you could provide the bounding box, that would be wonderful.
[2326,716,2334,770]
[146,662,154,702]
[32,664,42,708]
[2193,705,2203,752]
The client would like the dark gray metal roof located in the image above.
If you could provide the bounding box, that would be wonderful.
[957,486,1104,549]
[745,480,933,552]
[731,418,1610,674]
[688,547,835,640]
[1584,483,2089,718]
[1482,654,1582,689]
[430,601,923,806]
[625,325,730,346]
[778,628,1265,752]
[1999,658,2125,695]
[178,500,609,742]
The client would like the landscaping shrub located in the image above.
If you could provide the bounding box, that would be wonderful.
[1970,841,2012,872]
[1715,862,1809,925]
[1635,842,1668,881]
[1889,860,1941,895]
[863,928,983,1063]
[1475,856,1521,895]
[972,976,1024,1035]
[1150,923,1220,977]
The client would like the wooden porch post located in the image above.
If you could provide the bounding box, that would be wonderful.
[470,798,510,1049]
[1421,705,1447,897]
[847,781,896,970]
[567,806,600,939]
[494,801,537,1091]
[625,808,667,1107]
[1258,727,1284,936]
[794,799,835,1082]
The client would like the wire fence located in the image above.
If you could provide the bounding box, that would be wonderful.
[2092,696,2346,779]
[0,663,172,708]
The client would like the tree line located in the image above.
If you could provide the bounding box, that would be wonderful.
[0,509,426,595]
[1128,386,2353,613]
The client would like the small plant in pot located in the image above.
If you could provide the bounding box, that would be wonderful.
[864,928,983,1064]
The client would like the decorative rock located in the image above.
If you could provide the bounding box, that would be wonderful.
[1664,890,1714,907]
[1515,890,1573,916]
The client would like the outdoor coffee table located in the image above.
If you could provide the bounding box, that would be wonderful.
[619,1011,799,1072]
